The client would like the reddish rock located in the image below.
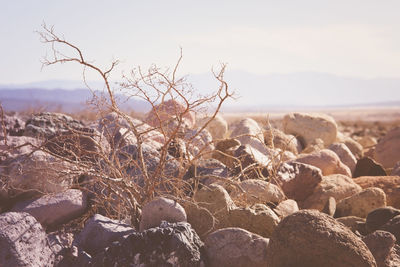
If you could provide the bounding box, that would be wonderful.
[353,157,387,178]
[374,127,400,169]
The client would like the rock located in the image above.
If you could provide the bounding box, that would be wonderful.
[302,174,362,210]
[392,161,400,176]
[232,179,285,205]
[0,136,40,162]
[274,199,299,218]
[354,157,387,178]
[227,204,280,237]
[338,134,364,159]
[233,144,271,179]
[282,112,338,147]
[47,230,75,266]
[329,142,357,174]
[374,127,400,168]
[145,99,196,128]
[196,115,228,140]
[322,196,336,216]
[275,161,323,201]
[204,227,269,267]
[91,221,205,266]
[301,138,325,153]
[362,231,396,267]
[5,150,77,198]
[184,127,214,157]
[380,215,400,244]
[230,118,268,155]
[387,244,400,267]
[0,113,25,136]
[354,176,400,209]
[194,184,236,226]
[24,112,86,138]
[0,212,54,267]
[212,138,241,168]
[184,158,230,186]
[366,207,400,233]
[267,210,377,267]
[335,187,386,218]
[358,136,378,149]
[139,197,187,231]
[11,189,87,227]
[295,149,352,177]
[337,216,366,234]
[183,202,215,238]
[264,127,301,154]
[74,214,135,255]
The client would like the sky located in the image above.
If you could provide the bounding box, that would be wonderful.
[1,0,400,84]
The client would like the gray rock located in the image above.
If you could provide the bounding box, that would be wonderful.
[75,214,135,255]
[139,197,187,231]
[0,113,25,136]
[90,221,205,266]
[12,189,87,227]
[0,212,54,267]
[205,227,269,267]
[267,210,377,267]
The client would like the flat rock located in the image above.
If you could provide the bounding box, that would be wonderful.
[374,127,400,169]
[139,197,187,231]
[335,187,386,218]
[282,112,338,147]
[354,157,387,178]
[295,149,352,177]
[267,210,377,267]
[354,176,400,209]
[275,161,322,201]
[0,212,54,267]
[12,189,87,227]
[302,174,362,210]
[74,214,135,255]
[366,207,400,233]
[205,227,269,267]
[329,142,357,174]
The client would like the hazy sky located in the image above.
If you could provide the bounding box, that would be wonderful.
[1,0,400,84]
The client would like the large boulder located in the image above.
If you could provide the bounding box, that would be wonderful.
[354,176,400,209]
[196,115,228,140]
[267,210,377,267]
[74,214,135,255]
[91,221,205,266]
[335,187,386,218]
[302,174,362,210]
[230,118,268,155]
[0,212,54,267]
[295,149,352,177]
[139,197,187,231]
[275,161,323,202]
[374,127,400,169]
[283,112,338,147]
[145,99,196,129]
[329,142,357,174]
[204,227,269,267]
[11,189,87,227]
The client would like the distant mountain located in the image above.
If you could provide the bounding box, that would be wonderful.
[0,88,151,113]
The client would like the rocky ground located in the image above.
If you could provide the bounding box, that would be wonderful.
[0,104,400,267]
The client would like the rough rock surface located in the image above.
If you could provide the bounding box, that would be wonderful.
[205,227,269,267]
[335,187,387,218]
[275,161,322,201]
[336,216,366,234]
[140,197,187,231]
[74,214,135,255]
[302,174,362,210]
[362,230,396,267]
[354,157,387,178]
[230,118,268,155]
[329,142,357,174]
[183,202,215,238]
[0,113,25,136]
[24,112,86,138]
[282,112,338,147]
[267,210,377,267]
[354,176,400,209]
[232,179,285,205]
[0,212,54,267]
[196,115,228,140]
[264,127,301,154]
[322,196,336,216]
[91,221,205,267]
[184,127,214,157]
[374,127,400,169]
[337,134,364,159]
[274,199,299,218]
[295,149,352,177]
[392,161,400,176]
[380,215,400,244]
[233,144,271,179]
[184,158,230,186]
[0,136,40,162]
[366,207,400,233]
[212,138,241,168]
[11,189,87,227]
